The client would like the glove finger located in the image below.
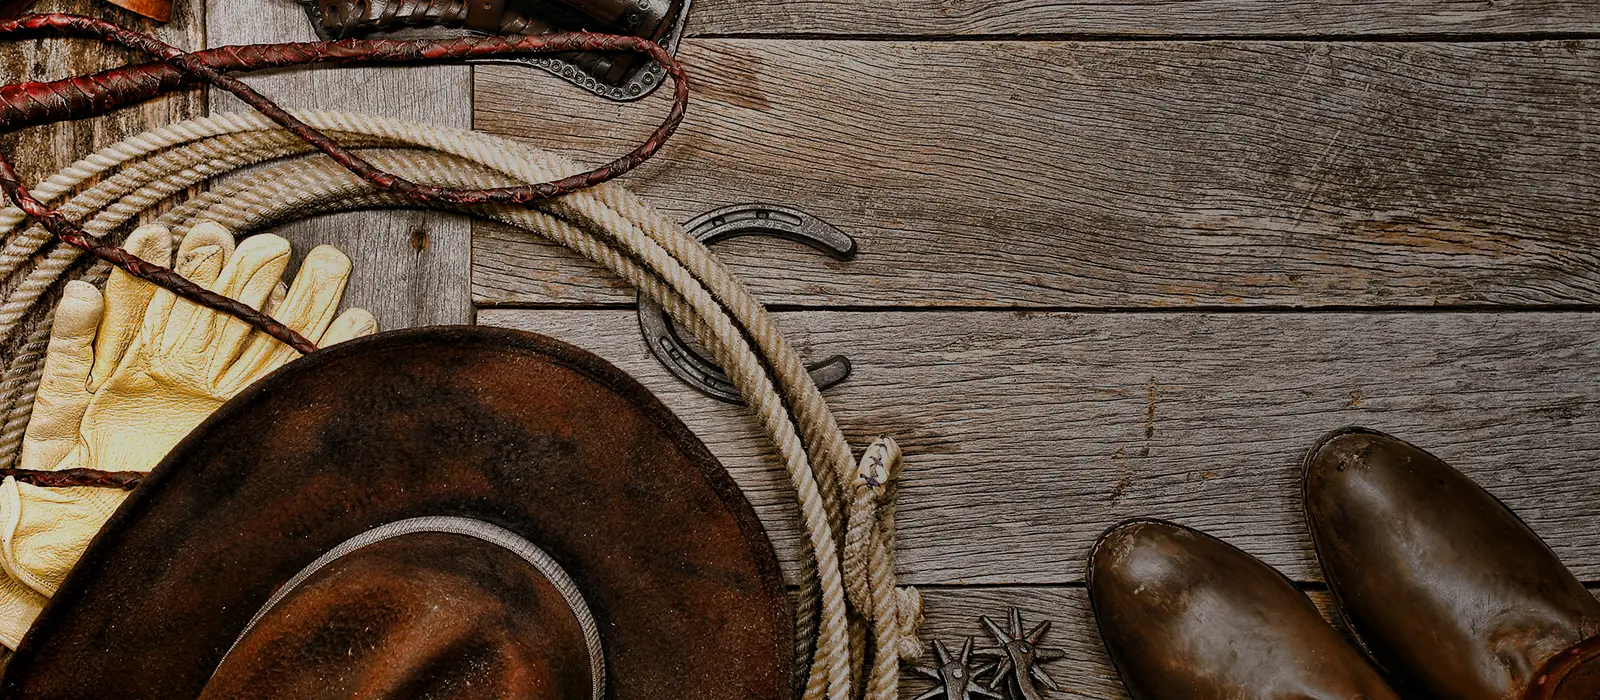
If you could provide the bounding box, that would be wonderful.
[176,222,236,286]
[222,245,351,392]
[0,570,44,650]
[319,307,378,346]
[19,282,103,472]
[87,225,171,390]
[0,480,45,650]
[214,234,293,307]
[260,281,288,317]
[230,282,290,388]
[0,480,124,597]
[277,245,352,342]
[146,222,233,359]
[229,307,378,396]
[198,234,292,382]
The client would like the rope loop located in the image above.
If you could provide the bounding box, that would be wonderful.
[0,16,909,698]
[0,111,914,700]
[0,12,689,353]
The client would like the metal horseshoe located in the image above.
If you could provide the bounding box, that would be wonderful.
[637,204,856,404]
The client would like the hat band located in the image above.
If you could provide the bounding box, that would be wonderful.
[214,515,606,699]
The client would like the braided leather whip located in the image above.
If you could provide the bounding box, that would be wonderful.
[0,12,689,488]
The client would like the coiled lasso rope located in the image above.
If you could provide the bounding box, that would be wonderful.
[0,109,924,700]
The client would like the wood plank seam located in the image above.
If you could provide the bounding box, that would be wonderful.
[471,39,1600,310]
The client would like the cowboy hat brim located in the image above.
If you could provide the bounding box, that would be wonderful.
[0,326,791,699]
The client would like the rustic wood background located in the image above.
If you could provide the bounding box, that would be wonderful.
[5,0,1600,696]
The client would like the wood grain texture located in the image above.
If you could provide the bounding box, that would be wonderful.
[207,0,473,328]
[0,0,204,362]
[474,40,1600,309]
[906,585,1600,699]
[0,0,203,198]
[685,0,1600,37]
[481,308,1600,586]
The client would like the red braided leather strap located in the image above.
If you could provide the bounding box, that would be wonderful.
[0,467,142,490]
[0,13,689,486]
[0,44,363,130]
[0,13,688,353]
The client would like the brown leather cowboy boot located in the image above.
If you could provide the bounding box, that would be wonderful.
[1088,519,1400,699]
[1305,427,1600,700]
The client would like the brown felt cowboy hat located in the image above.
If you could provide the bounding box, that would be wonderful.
[0,326,791,699]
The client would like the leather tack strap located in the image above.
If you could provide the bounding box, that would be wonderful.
[464,0,506,32]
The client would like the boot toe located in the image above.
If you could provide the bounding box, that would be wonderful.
[1088,519,1397,700]
[1303,427,1406,513]
[1302,428,1600,699]
[1088,519,1198,599]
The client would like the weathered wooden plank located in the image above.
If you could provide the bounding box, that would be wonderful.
[208,0,474,327]
[687,0,1600,37]
[474,40,1600,309]
[481,308,1600,585]
[906,585,1600,699]
[0,0,205,362]
[0,0,204,199]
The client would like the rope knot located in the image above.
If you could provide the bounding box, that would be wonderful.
[895,585,925,659]
[839,436,917,700]
[853,437,899,495]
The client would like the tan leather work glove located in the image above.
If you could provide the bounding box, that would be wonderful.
[0,280,107,648]
[0,224,175,647]
[0,222,377,646]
